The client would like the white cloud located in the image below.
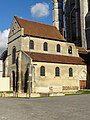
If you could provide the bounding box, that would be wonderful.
[0,29,10,55]
[31,3,50,18]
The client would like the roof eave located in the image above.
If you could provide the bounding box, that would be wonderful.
[24,34,65,42]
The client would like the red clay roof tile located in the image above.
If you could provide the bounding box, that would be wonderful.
[14,16,65,41]
[24,52,85,65]
[76,46,87,53]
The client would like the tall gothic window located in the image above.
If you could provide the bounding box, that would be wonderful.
[29,40,34,49]
[68,46,72,54]
[12,47,16,64]
[55,67,60,76]
[57,44,60,52]
[40,66,45,76]
[43,42,48,51]
[69,68,73,77]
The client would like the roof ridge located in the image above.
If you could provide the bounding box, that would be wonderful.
[14,16,56,28]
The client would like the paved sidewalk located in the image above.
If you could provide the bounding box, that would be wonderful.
[0,95,90,120]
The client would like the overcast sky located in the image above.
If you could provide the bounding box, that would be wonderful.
[0,0,52,55]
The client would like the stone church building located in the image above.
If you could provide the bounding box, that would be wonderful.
[4,16,87,96]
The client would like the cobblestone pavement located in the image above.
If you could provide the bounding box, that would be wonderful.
[0,95,90,120]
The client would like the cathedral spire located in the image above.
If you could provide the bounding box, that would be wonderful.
[52,0,64,36]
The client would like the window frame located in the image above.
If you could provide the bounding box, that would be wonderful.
[69,68,73,77]
[43,42,48,51]
[57,44,61,52]
[29,40,34,49]
[68,46,72,54]
[55,67,60,77]
[40,66,45,76]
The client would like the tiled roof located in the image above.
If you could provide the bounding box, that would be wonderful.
[25,52,85,65]
[76,46,87,53]
[14,16,65,41]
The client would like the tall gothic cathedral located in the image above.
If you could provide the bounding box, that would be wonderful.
[52,0,89,49]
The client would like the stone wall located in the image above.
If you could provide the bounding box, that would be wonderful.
[31,61,86,93]
[21,36,79,57]
[0,60,3,77]
[0,77,10,91]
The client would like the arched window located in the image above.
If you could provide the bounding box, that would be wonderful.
[29,40,34,49]
[43,42,48,51]
[40,66,45,76]
[68,46,72,54]
[55,67,60,76]
[69,68,73,77]
[12,47,16,64]
[12,71,15,91]
[57,44,60,52]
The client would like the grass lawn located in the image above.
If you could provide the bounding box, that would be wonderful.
[65,90,90,96]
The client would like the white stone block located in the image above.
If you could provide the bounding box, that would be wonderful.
[36,87,49,93]
[0,77,10,91]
